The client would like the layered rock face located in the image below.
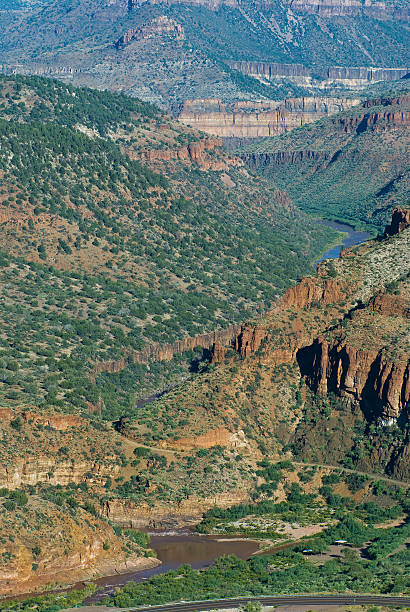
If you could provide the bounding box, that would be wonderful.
[244,150,329,170]
[115,15,185,48]
[228,61,409,89]
[0,499,158,597]
[299,338,409,422]
[178,97,359,139]
[216,211,409,428]
[102,490,249,529]
[129,0,408,19]
[285,0,409,20]
[0,456,120,490]
[129,0,239,9]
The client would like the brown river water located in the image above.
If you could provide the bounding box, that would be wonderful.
[86,533,260,602]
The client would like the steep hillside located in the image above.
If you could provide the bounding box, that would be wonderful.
[240,90,410,230]
[120,210,409,480]
[0,0,408,109]
[0,75,336,416]
[0,193,408,595]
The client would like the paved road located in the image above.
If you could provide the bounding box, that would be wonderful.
[129,595,410,612]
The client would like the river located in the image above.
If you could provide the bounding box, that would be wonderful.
[314,219,370,267]
[86,534,260,602]
[88,219,371,602]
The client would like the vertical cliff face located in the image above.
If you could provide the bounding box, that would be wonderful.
[178,97,360,139]
[221,211,410,431]
[298,338,409,422]
[385,207,410,236]
[285,0,409,20]
[228,61,409,88]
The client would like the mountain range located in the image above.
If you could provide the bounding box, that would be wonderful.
[0,0,408,109]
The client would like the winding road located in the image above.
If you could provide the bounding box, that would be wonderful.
[127,595,410,612]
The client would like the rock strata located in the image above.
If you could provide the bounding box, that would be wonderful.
[179,97,360,139]
[228,61,408,88]
[102,490,249,529]
[115,15,185,48]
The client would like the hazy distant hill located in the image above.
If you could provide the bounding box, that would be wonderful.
[0,0,408,109]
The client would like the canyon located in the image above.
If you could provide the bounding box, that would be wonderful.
[0,0,408,112]
[0,71,408,599]
[239,92,410,229]
[0,198,408,595]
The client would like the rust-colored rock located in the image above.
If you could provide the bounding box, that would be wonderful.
[280,276,343,310]
[370,292,410,317]
[22,412,85,431]
[234,324,268,357]
[168,426,248,450]
[300,338,410,421]
[211,340,227,363]
[385,207,410,236]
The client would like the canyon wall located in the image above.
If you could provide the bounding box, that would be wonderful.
[385,206,410,235]
[228,61,409,88]
[178,96,360,139]
[284,0,409,20]
[0,456,120,490]
[241,96,410,169]
[101,490,249,529]
[128,0,409,20]
[298,338,409,422]
[94,323,241,375]
[213,212,409,428]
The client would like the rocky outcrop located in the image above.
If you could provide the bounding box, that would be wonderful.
[338,109,410,133]
[385,207,410,236]
[0,500,159,597]
[234,324,269,358]
[94,323,241,374]
[242,150,329,169]
[101,490,249,529]
[280,275,345,310]
[370,291,410,317]
[115,15,185,48]
[286,0,409,20]
[228,61,409,88]
[21,411,85,431]
[129,0,239,10]
[179,97,359,139]
[135,137,229,170]
[363,94,410,109]
[167,426,248,450]
[0,456,120,489]
[298,338,409,422]
[129,0,408,19]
